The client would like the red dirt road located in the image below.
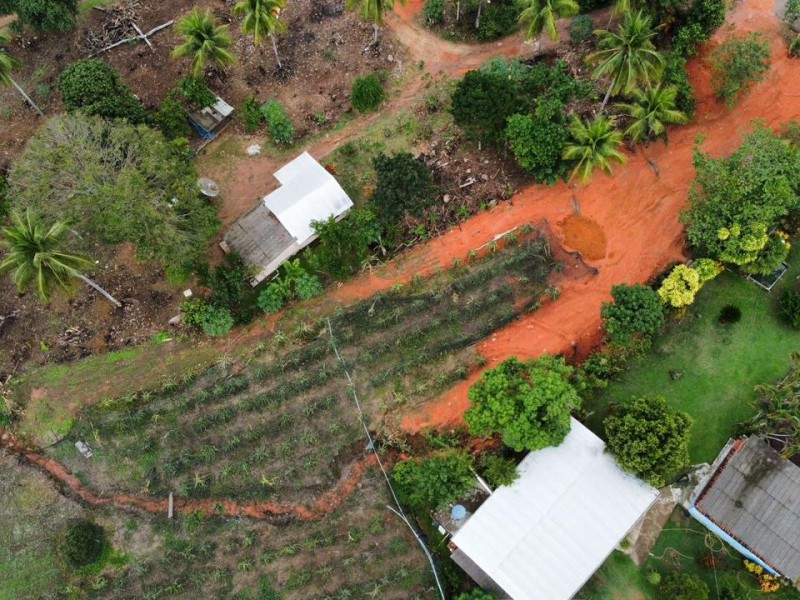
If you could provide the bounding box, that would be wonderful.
[389,0,800,430]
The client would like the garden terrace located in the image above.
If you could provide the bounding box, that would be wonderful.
[49,232,558,507]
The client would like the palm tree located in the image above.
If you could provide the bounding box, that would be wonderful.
[590,10,664,111]
[234,0,288,70]
[0,211,121,307]
[563,115,626,183]
[518,0,579,42]
[607,0,633,27]
[172,8,237,78]
[345,0,408,46]
[616,85,688,143]
[0,34,44,117]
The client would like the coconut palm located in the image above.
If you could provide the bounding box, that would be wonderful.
[590,10,664,111]
[563,115,626,183]
[234,0,288,70]
[345,0,408,46]
[0,34,44,117]
[0,211,121,307]
[616,84,688,143]
[607,0,633,27]
[518,0,580,42]
[172,8,237,78]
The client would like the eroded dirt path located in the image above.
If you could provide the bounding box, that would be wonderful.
[0,429,381,522]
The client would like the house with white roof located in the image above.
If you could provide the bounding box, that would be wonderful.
[222,152,353,285]
[448,418,658,600]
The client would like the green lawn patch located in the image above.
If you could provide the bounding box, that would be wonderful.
[584,252,800,464]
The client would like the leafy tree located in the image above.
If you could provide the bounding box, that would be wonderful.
[479,454,519,487]
[605,396,692,487]
[616,85,688,144]
[261,99,294,144]
[663,52,696,118]
[310,208,383,279]
[780,287,800,329]
[346,0,408,45]
[182,299,235,337]
[58,520,105,569]
[173,8,237,77]
[371,152,437,229]
[657,259,721,309]
[745,354,800,456]
[234,0,288,70]
[9,114,219,278]
[518,0,579,42]
[257,284,286,313]
[590,10,665,110]
[563,115,626,183]
[710,33,770,107]
[154,95,192,140]
[241,97,264,132]
[505,101,570,184]
[672,0,726,56]
[601,283,664,345]
[0,0,77,32]
[391,451,475,510]
[659,572,710,600]
[0,34,43,116]
[423,0,446,24]
[477,0,521,41]
[351,73,385,112]
[0,211,121,306]
[176,76,217,110]
[451,69,527,145]
[682,125,800,271]
[466,356,580,452]
[58,59,149,124]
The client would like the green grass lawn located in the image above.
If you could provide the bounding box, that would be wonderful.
[584,251,800,464]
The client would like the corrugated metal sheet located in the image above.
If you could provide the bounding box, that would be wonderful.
[696,438,800,581]
[451,418,658,600]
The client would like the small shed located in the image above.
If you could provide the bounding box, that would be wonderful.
[449,418,658,600]
[223,152,353,285]
[188,96,235,140]
[690,437,800,584]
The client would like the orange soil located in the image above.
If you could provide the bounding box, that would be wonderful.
[0,429,381,521]
[560,215,608,261]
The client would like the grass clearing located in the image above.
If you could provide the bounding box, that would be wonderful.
[584,250,800,463]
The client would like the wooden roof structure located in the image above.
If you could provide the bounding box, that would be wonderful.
[693,437,800,583]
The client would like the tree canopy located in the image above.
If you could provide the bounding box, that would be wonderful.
[466,356,580,452]
[451,69,527,146]
[682,125,800,272]
[8,114,219,278]
[601,283,664,345]
[605,396,692,487]
[0,0,77,32]
[310,207,383,279]
[657,259,721,309]
[745,354,800,457]
[371,152,437,230]
[391,451,475,510]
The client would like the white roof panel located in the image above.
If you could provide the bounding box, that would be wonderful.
[451,418,657,600]
[264,152,353,242]
[213,96,234,118]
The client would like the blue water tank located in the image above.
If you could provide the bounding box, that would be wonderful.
[451,504,467,521]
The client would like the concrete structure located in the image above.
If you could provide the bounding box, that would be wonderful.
[223,152,353,284]
[449,418,658,599]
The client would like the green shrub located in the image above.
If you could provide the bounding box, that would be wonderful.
[154,96,192,140]
[451,69,527,145]
[710,33,771,107]
[59,520,105,569]
[392,451,475,510]
[294,273,323,300]
[780,287,800,328]
[568,15,594,43]
[3,0,77,32]
[351,74,385,113]
[646,570,662,586]
[261,100,294,145]
[601,284,664,346]
[177,76,216,110]
[257,284,288,314]
[182,299,234,337]
[0,176,8,219]
[790,34,800,58]
[423,0,446,25]
[371,152,437,230]
[310,208,383,279]
[477,0,520,41]
[741,235,790,275]
[717,304,742,324]
[480,454,519,488]
[58,59,148,123]
[663,52,697,118]
[241,97,263,133]
[456,591,496,600]
[659,572,709,600]
[505,100,570,184]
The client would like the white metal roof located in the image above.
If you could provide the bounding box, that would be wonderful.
[451,418,658,600]
[264,152,353,243]
[212,96,235,118]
